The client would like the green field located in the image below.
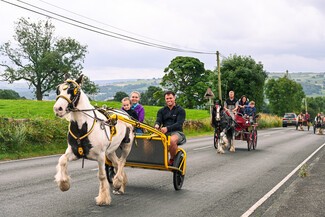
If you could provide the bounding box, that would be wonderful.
[0,99,210,121]
[0,99,281,161]
[0,99,212,160]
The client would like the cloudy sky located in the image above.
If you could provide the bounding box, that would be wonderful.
[0,0,325,81]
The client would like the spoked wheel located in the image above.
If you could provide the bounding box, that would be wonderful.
[247,132,253,151]
[105,164,115,184]
[173,151,185,190]
[213,129,220,149]
[252,130,257,150]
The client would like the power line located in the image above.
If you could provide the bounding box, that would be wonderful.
[37,0,180,48]
[2,0,216,55]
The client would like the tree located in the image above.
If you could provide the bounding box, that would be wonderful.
[113,91,128,102]
[0,17,88,100]
[141,86,164,106]
[212,54,268,111]
[0,89,21,99]
[161,56,211,109]
[306,96,325,119]
[82,76,99,96]
[265,75,305,116]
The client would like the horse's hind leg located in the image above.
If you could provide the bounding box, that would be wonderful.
[110,136,134,194]
[95,153,111,205]
[55,148,73,191]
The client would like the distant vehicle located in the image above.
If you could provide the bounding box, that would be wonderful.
[282,113,298,127]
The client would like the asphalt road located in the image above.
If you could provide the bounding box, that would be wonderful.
[0,127,324,217]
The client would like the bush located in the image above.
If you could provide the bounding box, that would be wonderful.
[0,117,67,156]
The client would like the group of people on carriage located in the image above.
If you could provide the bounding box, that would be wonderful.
[211,90,259,154]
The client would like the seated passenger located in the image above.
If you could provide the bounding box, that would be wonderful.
[237,95,249,115]
[121,97,138,120]
[154,91,186,166]
[224,90,238,119]
[244,101,256,124]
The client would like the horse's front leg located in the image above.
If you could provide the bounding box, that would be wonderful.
[229,131,236,152]
[95,153,111,206]
[55,147,74,191]
[217,132,225,154]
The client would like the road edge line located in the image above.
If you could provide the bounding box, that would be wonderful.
[241,142,325,217]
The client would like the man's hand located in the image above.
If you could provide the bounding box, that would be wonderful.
[154,124,160,130]
[160,127,168,134]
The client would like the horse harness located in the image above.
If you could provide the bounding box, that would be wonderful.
[56,80,122,164]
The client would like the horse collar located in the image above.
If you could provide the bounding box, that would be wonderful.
[69,118,97,155]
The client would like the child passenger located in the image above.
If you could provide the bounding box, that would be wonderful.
[121,97,138,120]
[244,101,256,124]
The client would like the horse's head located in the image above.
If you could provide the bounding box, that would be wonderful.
[53,75,83,118]
[215,104,223,121]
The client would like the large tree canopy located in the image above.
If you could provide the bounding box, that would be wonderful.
[161,56,211,109]
[214,54,268,111]
[265,76,305,116]
[0,17,89,100]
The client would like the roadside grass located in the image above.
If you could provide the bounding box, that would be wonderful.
[0,99,281,161]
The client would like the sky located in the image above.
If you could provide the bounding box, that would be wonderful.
[0,0,325,81]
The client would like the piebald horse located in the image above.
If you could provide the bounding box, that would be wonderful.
[53,75,134,205]
[211,103,235,154]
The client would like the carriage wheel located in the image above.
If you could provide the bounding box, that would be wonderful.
[247,132,253,151]
[105,164,115,184]
[173,151,185,190]
[253,130,258,150]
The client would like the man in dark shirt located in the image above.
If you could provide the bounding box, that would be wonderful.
[154,91,186,165]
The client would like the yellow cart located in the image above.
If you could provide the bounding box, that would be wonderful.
[104,112,187,190]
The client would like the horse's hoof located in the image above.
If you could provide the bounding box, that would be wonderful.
[113,177,122,191]
[58,180,70,192]
[95,196,111,206]
[217,149,224,154]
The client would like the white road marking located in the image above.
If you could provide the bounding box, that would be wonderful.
[193,146,211,151]
[241,142,325,217]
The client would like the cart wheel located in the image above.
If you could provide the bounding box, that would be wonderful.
[253,130,257,150]
[105,165,115,184]
[247,132,252,151]
[173,151,185,190]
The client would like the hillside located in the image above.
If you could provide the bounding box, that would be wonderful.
[267,72,325,97]
[0,73,324,100]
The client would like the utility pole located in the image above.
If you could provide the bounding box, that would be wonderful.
[217,51,222,104]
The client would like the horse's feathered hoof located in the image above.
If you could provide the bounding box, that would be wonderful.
[217,149,225,154]
[113,189,122,195]
[113,176,122,191]
[95,195,111,206]
[58,180,70,192]
[229,146,235,152]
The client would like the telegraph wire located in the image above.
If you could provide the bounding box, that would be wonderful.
[1,0,216,55]
[37,0,179,48]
